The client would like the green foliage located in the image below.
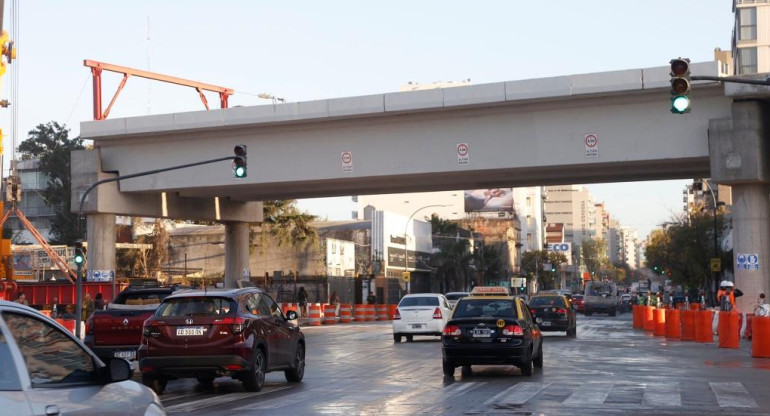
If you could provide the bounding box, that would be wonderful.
[261,200,318,248]
[435,237,473,292]
[520,250,567,290]
[17,122,84,245]
[580,238,608,277]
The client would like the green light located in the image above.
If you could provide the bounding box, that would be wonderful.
[74,254,84,265]
[671,95,690,114]
[234,166,246,178]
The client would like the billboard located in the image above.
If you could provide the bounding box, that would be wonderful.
[464,188,514,213]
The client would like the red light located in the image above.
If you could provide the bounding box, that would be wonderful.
[502,324,524,336]
[140,366,153,372]
[214,317,246,334]
[670,59,689,77]
[433,307,442,320]
[557,309,567,314]
[393,308,401,320]
[443,325,461,336]
[530,309,536,315]
[225,364,243,370]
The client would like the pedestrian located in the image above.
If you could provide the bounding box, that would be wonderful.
[14,292,29,306]
[94,293,105,311]
[718,281,743,311]
[297,287,308,318]
[367,292,377,305]
[51,296,62,319]
[82,292,95,322]
[330,291,340,317]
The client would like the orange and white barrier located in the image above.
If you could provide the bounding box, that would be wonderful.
[680,310,696,341]
[354,304,368,322]
[752,316,770,358]
[665,309,681,339]
[694,310,714,343]
[56,318,76,335]
[375,305,389,321]
[717,311,740,349]
[307,304,322,326]
[323,305,338,325]
[653,308,666,337]
[339,304,352,323]
[643,306,655,331]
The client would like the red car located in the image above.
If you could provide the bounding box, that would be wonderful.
[138,288,305,394]
[571,294,585,313]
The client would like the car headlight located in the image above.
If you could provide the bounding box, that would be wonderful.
[144,402,167,416]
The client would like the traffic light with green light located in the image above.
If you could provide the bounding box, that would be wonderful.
[233,144,247,178]
[73,241,86,266]
[670,58,691,114]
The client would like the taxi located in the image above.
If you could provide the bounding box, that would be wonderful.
[441,286,543,377]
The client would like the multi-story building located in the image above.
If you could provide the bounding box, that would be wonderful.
[543,185,597,249]
[606,219,623,265]
[6,159,58,243]
[512,187,544,252]
[732,0,770,74]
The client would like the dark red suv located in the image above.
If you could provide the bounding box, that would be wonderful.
[137,288,304,394]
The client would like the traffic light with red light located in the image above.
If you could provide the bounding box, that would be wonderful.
[233,144,247,178]
[670,58,691,114]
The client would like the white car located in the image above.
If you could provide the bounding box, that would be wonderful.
[445,292,470,307]
[392,294,452,342]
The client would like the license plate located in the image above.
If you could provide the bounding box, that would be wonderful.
[114,350,136,360]
[472,328,492,338]
[540,321,551,327]
[411,324,423,329]
[536,317,543,323]
[176,326,205,336]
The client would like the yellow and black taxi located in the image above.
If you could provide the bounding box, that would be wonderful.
[528,293,577,337]
[441,286,543,377]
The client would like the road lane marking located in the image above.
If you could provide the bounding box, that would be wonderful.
[643,382,681,406]
[484,382,550,406]
[235,387,328,410]
[709,382,758,408]
[563,382,614,405]
[164,386,292,413]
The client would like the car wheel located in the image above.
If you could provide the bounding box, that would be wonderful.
[196,376,215,386]
[406,335,413,342]
[533,344,543,369]
[461,365,472,377]
[242,348,266,392]
[393,333,402,343]
[442,360,455,377]
[520,348,533,377]
[142,374,167,395]
[285,343,305,382]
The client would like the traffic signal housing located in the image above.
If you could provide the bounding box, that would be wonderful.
[670,58,691,114]
[233,144,247,178]
[73,241,86,266]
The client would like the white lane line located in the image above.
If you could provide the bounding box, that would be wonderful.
[709,382,759,408]
[484,382,550,406]
[642,382,681,407]
[164,386,292,413]
[235,387,327,410]
[419,382,487,413]
[563,382,614,405]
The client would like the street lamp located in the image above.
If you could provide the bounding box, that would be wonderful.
[403,204,449,294]
[700,179,725,306]
[258,93,285,104]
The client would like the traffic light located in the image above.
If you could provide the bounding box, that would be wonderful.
[670,58,691,114]
[653,266,658,272]
[551,265,556,272]
[233,144,247,178]
[73,240,86,266]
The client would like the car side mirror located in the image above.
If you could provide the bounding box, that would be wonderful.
[108,358,132,382]
[286,310,299,320]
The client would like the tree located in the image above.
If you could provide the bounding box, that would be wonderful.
[580,238,608,278]
[520,250,567,290]
[17,121,85,245]
[261,200,318,249]
[435,238,474,292]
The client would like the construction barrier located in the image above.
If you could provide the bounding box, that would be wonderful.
[694,310,714,343]
[643,306,655,331]
[718,311,740,349]
[55,318,76,335]
[665,309,681,339]
[689,303,702,310]
[653,308,666,336]
[680,310,696,341]
[745,314,754,340]
[354,304,369,322]
[323,305,338,325]
[307,305,322,326]
[364,304,375,321]
[40,310,52,318]
[752,316,770,358]
[388,304,398,320]
[339,304,352,323]
[375,305,389,321]
[632,305,641,329]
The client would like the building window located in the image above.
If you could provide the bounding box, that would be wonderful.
[738,47,758,74]
[739,7,757,41]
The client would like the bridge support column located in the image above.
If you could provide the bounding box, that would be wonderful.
[732,184,770,313]
[224,222,250,288]
[86,213,116,280]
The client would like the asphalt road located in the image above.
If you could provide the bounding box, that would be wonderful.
[151,313,770,416]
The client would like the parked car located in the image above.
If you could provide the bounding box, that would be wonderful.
[393,293,452,342]
[571,294,585,313]
[0,300,165,415]
[138,288,304,394]
[529,294,577,337]
[445,292,470,307]
[442,286,543,377]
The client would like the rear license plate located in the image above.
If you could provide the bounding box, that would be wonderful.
[411,324,423,329]
[176,326,205,336]
[114,350,136,360]
[536,317,543,323]
[472,328,492,338]
[540,321,552,327]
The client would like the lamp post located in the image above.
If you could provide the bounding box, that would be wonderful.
[403,204,449,294]
[701,179,723,306]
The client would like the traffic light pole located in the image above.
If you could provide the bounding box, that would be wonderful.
[691,75,770,86]
[75,263,83,338]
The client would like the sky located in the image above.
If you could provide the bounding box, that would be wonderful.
[0,1,734,240]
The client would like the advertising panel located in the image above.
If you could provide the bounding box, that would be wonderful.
[464,188,514,213]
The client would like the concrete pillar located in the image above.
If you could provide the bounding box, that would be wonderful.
[86,213,116,277]
[224,222,250,288]
[732,184,770,313]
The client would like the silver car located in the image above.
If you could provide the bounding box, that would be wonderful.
[0,300,166,416]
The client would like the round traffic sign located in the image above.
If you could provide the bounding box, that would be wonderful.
[585,134,598,148]
[457,143,469,156]
[341,151,352,164]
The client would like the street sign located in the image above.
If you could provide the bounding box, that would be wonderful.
[511,277,527,287]
[402,271,411,282]
[542,263,552,272]
[736,253,760,270]
[341,151,353,172]
[711,258,721,272]
[456,143,470,165]
[584,134,599,158]
[547,243,571,252]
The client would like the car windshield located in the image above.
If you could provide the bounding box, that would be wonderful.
[445,293,468,301]
[156,297,237,317]
[587,283,614,296]
[399,297,440,307]
[529,297,566,308]
[452,299,516,318]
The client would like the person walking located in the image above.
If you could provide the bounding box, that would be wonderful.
[330,291,340,317]
[94,293,105,311]
[51,296,63,319]
[82,292,95,322]
[297,287,308,318]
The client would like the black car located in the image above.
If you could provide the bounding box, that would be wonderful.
[441,292,543,377]
[137,288,305,394]
[529,294,577,337]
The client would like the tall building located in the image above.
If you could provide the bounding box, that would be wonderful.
[512,187,544,252]
[607,219,623,265]
[732,0,770,74]
[6,159,58,243]
[543,185,596,248]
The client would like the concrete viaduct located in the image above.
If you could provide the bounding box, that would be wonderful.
[74,61,769,312]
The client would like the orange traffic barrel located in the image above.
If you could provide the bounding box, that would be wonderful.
[338,304,352,323]
[745,314,754,340]
[307,305,322,326]
[632,305,641,329]
[375,305,389,321]
[680,310,696,341]
[665,309,681,339]
[718,311,740,349]
[56,318,76,335]
[323,305,338,325]
[752,316,770,358]
[694,309,714,343]
[388,304,398,320]
[689,303,702,310]
[364,304,375,321]
[654,308,666,336]
[643,307,655,331]
[354,304,368,322]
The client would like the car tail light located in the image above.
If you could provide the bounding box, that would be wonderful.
[142,320,161,337]
[557,309,567,314]
[85,317,94,335]
[394,308,401,320]
[502,324,524,336]
[225,364,243,370]
[443,325,461,336]
[141,366,153,372]
[530,309,536,315]
[433,307,442,319]
[214,317,246,334]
